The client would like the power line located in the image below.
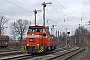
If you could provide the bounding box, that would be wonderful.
[4,0,43,22]
[49,1,90,21]
[50,4,90,23]
[4,0,33,13]
[56,0,76,20]
[65,5,90,17]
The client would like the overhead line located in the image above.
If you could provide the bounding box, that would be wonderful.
[4,0,33,13]
[49,0,90,20]
[4,0,43,21]
[50,4,90,21]
[56,0,76,20]
[65,5,90,16]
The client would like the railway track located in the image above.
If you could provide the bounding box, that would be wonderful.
[0,46,21,52]
[0,54,33,60]
[47,47,85,60]
[0,46,23,58]
[0,51,24,58]
[0,49,20,52]
[0,46,83,60]
[63,48,85,60]
[27,47,84,60]
[0,46,69,60]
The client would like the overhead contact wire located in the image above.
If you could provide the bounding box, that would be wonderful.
[56,0,76,20]
[4,0,33,13]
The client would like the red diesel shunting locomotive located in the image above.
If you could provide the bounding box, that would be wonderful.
[22,25,57,54]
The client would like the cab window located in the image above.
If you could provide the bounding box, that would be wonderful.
[28,28,42,32]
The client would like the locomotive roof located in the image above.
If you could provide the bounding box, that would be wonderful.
[0,35,9,38]
[29,25,46,28]
[0,35,9,37]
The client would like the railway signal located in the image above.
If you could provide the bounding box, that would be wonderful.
[67,32,70,34]
[52,25,57,28]
[33,9,42,26]
[42,2,52,26]
[51,25,57,35]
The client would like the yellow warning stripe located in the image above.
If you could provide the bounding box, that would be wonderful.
[38,46,44,53]
[21,47,27,53]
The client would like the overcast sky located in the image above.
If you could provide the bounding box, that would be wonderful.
[0,0,90,35]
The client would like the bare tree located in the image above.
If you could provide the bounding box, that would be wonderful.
[10,19,30,46]
[73,26,89,46]
[0,15,9,35]
[59,32,67,46]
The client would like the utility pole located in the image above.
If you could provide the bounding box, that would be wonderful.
[56,30,57,38]
[42,2,52,26]
[67,32,70,45]
[0,19,2,35]
[33,9,41,26]
[30,21,31,26]
[58,31,59,38]
[58,31,60,45]
[0,22,1,35]
[79,24,81,45]
[65,28,68,46]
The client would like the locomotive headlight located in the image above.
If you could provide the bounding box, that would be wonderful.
[37,44,39,46]
[32,34,34,35]
[27,44,29,46]
[5,43,7,44]
[29,38,34,42]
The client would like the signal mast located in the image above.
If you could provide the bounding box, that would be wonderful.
[42,2,52,26]
[33,9,42,26]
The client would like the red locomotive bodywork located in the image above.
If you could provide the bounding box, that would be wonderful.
[22,25,57,53]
